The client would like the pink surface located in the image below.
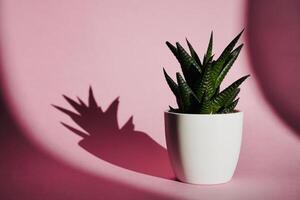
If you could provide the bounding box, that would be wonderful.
[0,0,299,199]
[247,0,300,134]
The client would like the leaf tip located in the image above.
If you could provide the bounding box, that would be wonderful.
[237,29,245,38]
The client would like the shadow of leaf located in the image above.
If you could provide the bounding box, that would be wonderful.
[53,87,174,179]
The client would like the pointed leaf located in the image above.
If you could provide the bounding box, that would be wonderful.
[176,42,202,75]
[225,88,240,107]
[212,86,220,98]
[203,31,213,65]
[229,98,239,111]
[199,101,212,114]
[214,44,243,89]
[218,98,239,113]
[194,62,215,101]
[212,30,244,80]
[166,41,178,59]
[166,41,201,88]
[186,38,202,66]
[163,68,178,97]
[176,73,191,112]
[169,105,180,113]
[176,73,200,112]
[211,75,249,112]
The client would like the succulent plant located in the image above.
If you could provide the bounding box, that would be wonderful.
[163,30,250,114]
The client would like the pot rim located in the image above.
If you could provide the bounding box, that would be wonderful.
[164,110,243,117]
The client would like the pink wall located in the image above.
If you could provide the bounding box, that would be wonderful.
[247,0,300,135]
[0,0,299,199]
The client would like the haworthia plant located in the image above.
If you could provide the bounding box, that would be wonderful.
[163,30,250,114]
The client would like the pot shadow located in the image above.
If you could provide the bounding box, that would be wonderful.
[53,87,174,179]
[0,86,177,200]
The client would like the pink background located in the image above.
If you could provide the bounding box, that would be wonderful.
[0,0,300,199]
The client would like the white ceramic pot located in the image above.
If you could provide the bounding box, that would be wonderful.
[164,111,243,185]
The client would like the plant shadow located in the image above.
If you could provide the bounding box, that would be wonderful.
[53,87,174,179]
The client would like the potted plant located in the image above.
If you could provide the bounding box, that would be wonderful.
[163,30,249,185]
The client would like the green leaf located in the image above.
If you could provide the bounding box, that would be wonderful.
[169,105,180,113]
[194,62,215,101]
[214,44,243,89]
[212,86,220,99]
[176,72,192,112]
[186,38,202,67]
[199,101,212,114]
[163,30,248,114]
[163,68,178,97]
[228,98,239,111]
[189,64,203,89]
[211,30,244,81]
[166,41,178,59]
[163,68,181,108]
[211,75,249,112]
[176,42,202,74]
[203,31,213,65]
[218,98,239,113]
[202,55,214,72]
[176,73,200,112]
[225,88,240,107]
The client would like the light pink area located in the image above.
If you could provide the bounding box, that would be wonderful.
[0,0,299,199]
